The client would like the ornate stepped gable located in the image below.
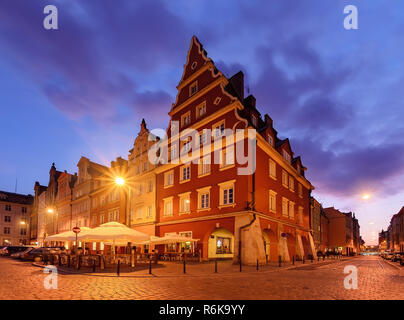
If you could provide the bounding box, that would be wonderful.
[167,35,308,178]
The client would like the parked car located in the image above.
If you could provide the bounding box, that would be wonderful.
[384,252,395,260]
[21,247,64,262]
[392,252,404,262]
[11,247,35,259]
[0,246,31,257]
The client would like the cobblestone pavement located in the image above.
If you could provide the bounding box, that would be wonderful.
[0,255,402,300]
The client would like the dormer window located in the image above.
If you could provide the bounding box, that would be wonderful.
[214,97,221,105]
[196,102,206,119]
[189,81,198,97]
[191,61,197,70]
[181,111,191,127]
[282,150,291,163]
[251,114,258,127]
[267,135,273,146]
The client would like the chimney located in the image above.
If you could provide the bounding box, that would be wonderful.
[244,95,256,109]
[229,71,244,101]
[264,114,273,127]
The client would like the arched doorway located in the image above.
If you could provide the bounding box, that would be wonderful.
[262,228,278,262]
[208,228,234,259]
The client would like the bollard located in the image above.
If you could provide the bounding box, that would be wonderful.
[266,254,268,265]
[183,259,186,274]
[323,255,325,261]
[149,259,152,275]
[278,255,281,267]
[256,259,259,271]
[292,256,295,265]
[78,255,81,270]
[58,255,62,266]
[92,259,96,272]
[311,256,313,263]
[117,260,120,276]
[215,259,218,273]
[239,259,242,272]
[67,255,71,268]
[318,256,320,262]
[302,257,305,264]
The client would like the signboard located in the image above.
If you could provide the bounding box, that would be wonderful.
[72,226,81,234]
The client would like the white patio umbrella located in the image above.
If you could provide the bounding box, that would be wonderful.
[45,227,92,242]
[150,234,199,245]
[78,222,150,243]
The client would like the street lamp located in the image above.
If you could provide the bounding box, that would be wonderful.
[362,194,371,200]
[47,207,58,235]
[115,177,125,186]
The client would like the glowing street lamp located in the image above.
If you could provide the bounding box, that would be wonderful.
[47,208,54,214]
[115,177,125,186]
[362,194,371,200]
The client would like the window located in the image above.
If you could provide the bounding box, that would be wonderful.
[147,180,153,193]
[100,214,105,224]
[181,139,192,154]
[269,159,276,179]
[146,205,153,218]
[179,193,191,214]
[5,205,11,211]
[251,114,258,127]
[289,201,295,219]
[212,120,225,139]
[298,183,303,198]
[214,97,221,105]
[143,161,148,171]
[164,170,174,187]
[181,111,191,127]
[196,102,206,119]
[199,130,208,146]
[109,211,114,222]
[3,227,10,234]
[189,81,198,96]
[289,177,295,192]
[180,164,191,182]
[219,180,235,206]
[4,216,11,223]
[191,61,197,70]
[101,196,105,206]
[283,150,291,163]
[282,170,288,188]
[109,192,114,202]
[267,135,274,146]
[92,215,97,226]
[163,198,173,216]
[170,145,178,161]
[93,198,97,208]
[282,198,288,217]
[298,206,304,224]
[22,207,27,213]
[216,237,231,254]
[197,186,211,210]
[20,228,27,236]
[115,191,120,201]
[138,183,143,195]
[179,231,193,251]
[220,146,234,169]
[269,190,277,213]
[114,210,119,221]
[137,207,143,219]
[198,155,211,176]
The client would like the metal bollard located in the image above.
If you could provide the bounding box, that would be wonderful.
[302,257,305,264]
[149,259,152,275]
[78,256,81,270]
[266,254,269,265]
[278,255,281,267]
[323,255,325,261]
[93,259,96,273]
[58,255,62,266]
[239,259,242,272]
[311,256,313,263]
[256,259,259,271]
[215,259,218,273]
[67,255,71,268]
[117,260,120,276]
[183,259,186,274]
[292,256,295,265]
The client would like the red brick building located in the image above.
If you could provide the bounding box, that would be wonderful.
[153,36,315,264]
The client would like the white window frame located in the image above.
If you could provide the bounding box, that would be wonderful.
[179,192,191,215]
[164,170,174,188]
[218,180,236,207]
[282,170,288,188]
[282,197,288,217]
[269,159,276,180]
[196,101,206,119]
[198,155,211,177]
[180,164,191,183]
[289,176,295,192]
[189,81,198,97]
[163,197,173,217]
[181,111,191,128]
[197,186,211,211]
[269,190,277,213]
[212,119,225,139]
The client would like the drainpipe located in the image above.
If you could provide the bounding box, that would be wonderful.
[238,137,256,265]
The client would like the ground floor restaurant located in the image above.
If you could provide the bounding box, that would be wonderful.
[157,212,316,265]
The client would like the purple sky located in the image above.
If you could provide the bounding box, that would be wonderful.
[1,0,403,245]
